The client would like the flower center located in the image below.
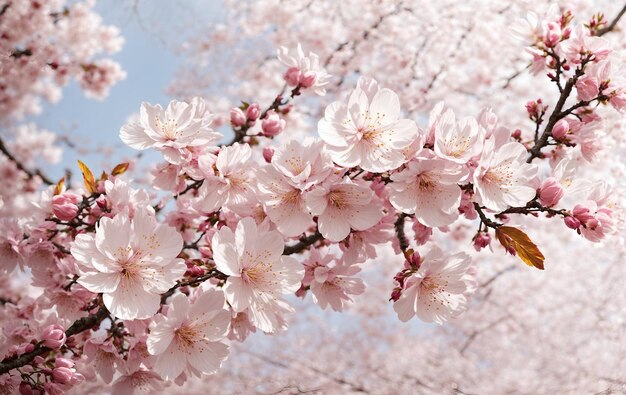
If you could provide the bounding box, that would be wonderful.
[328,190,348,209]
[175,324,199,347]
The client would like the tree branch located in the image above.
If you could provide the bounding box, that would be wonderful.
[0,306,109,375]
[283,231,323,255]
[0,136,54,185]
[597,4,626,36]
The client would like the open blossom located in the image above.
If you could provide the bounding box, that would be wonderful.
[71,208,186,320]
[196,143,256,212]
[119,99,222,152]
[318,79,418,172]
[212,218,304,333]
[302,251,365,312]
[473,141,538,211]
[561,25,611,65]
[305,177,383,242]
[147,289,230,381]
[389,155,467,227]
[277,43,330,95]
[433,109,484,163]
[271,137,333,190]
[393,246,476,324]
[257,166,312,237]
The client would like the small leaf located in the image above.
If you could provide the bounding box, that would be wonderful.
[53,177,65,196]
[77,160,97,194]
[111,162,129,176]
[495,226,545,270]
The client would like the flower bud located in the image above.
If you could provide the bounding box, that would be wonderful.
[473,232,491,251]
[538,177,564,207]
[551,119,569,140]
[261,111,285,137]
[42,324,66,349]
[245,103,260,121]
[564,216,581,229]
[263,146,275,163]
[19,382,33,395]
[300,71,317,88]
[230,107,246,127]
[52,194,80,221]
[54,357,74,368]
[51,367,74,384]
[390,287,402,302]
[284,67,301,86]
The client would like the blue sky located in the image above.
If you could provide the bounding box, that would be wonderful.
[33,1,223,179]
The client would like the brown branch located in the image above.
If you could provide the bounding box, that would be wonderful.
[473,203,502,229]
[283,231,323,255]
[597,4,626,36]
[0,136,54,185]
[0,306,109,375]
[394,213,409,253]
[526,60,589,163]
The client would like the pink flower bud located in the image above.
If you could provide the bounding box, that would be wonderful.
[261,111,285,137]
[538,177,564,207]
[300,71,317,88]
[230,107,246,127]
[564,216,581,229]
[572,204,594,224]
[51,367,74,384]
[284,67,301,86]
[42,324,66,349]
[543,22,561,47]
[511,129,522,140]
[473,232,491,251]
[52,193,80,221]
[551,119,569,140]
[263,146,275,163]
[19,382,33,395]
[55,357,74,368]
[245,103,260,121]
[390,287,402,302]
[576,76,599,102]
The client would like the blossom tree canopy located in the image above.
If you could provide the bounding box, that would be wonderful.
[1,0,626,393]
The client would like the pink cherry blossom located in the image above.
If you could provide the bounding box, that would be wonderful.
[389,155,467,227]
[211,218,304,333]
[270,137,333,190]
[256,166,312,237]
[147,289,230,380]
[433,109,484,163]
[305,177,383,242]
[393,246,476,324]
[71,208,186,320]
[318,79,418,172]
[302,252,365,312]
[196,143,256,212]
[277,43,330,95]
[120,100,222,152]
[473,141,538,211]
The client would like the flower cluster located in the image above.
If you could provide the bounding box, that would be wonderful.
[0,3,624,393]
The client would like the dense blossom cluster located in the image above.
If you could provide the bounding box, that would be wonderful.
[0,1,625,393]
[0,0,125,121]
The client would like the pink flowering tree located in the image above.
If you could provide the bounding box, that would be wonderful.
[1,1,626,393]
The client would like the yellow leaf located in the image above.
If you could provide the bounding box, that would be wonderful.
[111,162,129,176]
[77,160,97,194]
[495,226,545,270]
[53,177,65,196]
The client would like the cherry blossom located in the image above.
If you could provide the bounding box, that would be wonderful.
[147,289,230,380]
[305,177,383,242]
[393,246,476,324]
[71,208,186,320]
[318,79,419,172]
[473,141,538,211]
[389,154,467,227]
[211,218,304,332]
